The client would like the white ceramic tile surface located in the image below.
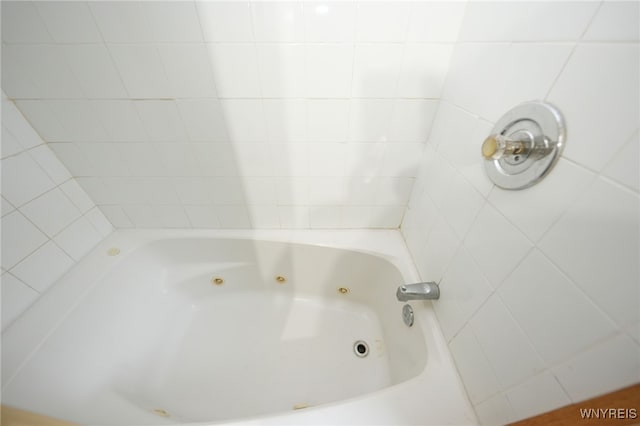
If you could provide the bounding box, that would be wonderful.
[304,2,356,42]
[352,44,403,98]
[197,2,254,42]
[305,44,353,98]
[1,273,39,331]
[552,334,640,402]
[499,250,617,364]
[470,295,546,389]
[10,241,74,293]
[251,2,304,42]
[459,2,598,42]
[20,189,81,238]
[505,372,571,422]
[450,323,501,404]
[36,2,102,43]
[1,211,48,270]
[2,152,55,207]
[464,203,533,289]
[1,2,53,43]
[356,2,409,42]
[549,44,640,172]
[539,177,640,327]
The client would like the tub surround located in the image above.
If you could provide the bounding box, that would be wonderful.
[1,92,113,330]
[401,1,640,424]
[1,229,476,425]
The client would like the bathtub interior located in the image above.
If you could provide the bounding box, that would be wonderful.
[1,236,428,425]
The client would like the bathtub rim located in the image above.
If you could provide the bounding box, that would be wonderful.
[1,229,477,425]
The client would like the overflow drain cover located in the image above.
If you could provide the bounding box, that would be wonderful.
[353,340,369,358]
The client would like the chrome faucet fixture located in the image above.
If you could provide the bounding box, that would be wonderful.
[396,282,440,301]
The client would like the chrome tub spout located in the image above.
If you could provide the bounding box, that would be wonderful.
[396,282,440,301]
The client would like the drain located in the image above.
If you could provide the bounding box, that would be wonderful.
[353,340,369,358]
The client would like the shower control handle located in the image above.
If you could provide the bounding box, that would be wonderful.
[482,134,527,160]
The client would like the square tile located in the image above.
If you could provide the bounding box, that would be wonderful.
[2,2,53,43]
[389,99,438,142]
[549,44,639,171]
[234,143,274,176]
[443,43,572,122]
[157,44,218,98]
[464,203,532,289]
[307,100,349,142]
[98,206,133,228]
[459,2,598,42]
[439,172,485,240]
[415,214,459,282]
[77,143,131,177]
[216,205,251,228]
[356,2,410,42]
[1,273,39,331]
[191,143,239,177]
[308,143,346,177]
[539,177,640,327]
[406,2,465,42]
[470,295,546,389]
[247,205,280,229]
[370,205,404,228]
[352,44,403,98]
[46,100,110,142]
[398,44,453,98]
[90,100,148,142]
[10,241,74,293]
[449,323,501,404]
[184,205,220,228]
[85,207,114,237]
[29,145,71,185]
[474,392,515,425]
[220,99,267,142]
[197,2,254,42]
[603,132,639,192]
[60,180,95,214]
[380,143,422,178]
[242,177,277,205]
[263,99,307,143]
[177,99,228,142]
[49,143,93,177]
[583,1,640,41]
[348,99,394,143]
[108,44,172,98]
[505,372,571,422]
[304,2,356,42]
[279,205,309,229]
[134,100,188,142]
[437,246,493,342]
[552,334,640,402]
[309,205,342,229]
[89,1,153,43]
[7,100,52,146]
[305,44,353,98]
[1,211,47,269]
[499,250,617,364]
[61,44,128,98]
[143,1,203,42]
[257,44,305,97]
[20,188,81,238]
[36,2,102,43]
[2,152,55,207]
[3,44,84,99]
[251,2,304,42]
[488,159,596,242]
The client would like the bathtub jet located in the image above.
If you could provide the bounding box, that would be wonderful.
[396,282,440,301]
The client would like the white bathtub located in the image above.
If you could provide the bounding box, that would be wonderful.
[2,230,476,425]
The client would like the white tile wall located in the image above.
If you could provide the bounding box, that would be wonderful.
[401,2,640,423]
[1,94,112,331]
[3,2,638,420]
[3,1,458,230]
